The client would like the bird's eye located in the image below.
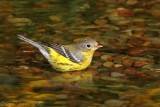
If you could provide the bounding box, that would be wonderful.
[86,44,91,48]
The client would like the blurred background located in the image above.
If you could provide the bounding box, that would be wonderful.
[0,0,160,107]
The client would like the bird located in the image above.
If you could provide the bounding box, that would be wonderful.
[18,35,102,72]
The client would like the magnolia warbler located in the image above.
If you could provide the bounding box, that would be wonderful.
[18,35,102,72]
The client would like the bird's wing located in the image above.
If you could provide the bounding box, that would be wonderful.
[50,43,82,63]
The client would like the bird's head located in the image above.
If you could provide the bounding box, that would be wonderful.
[76,39,103,52]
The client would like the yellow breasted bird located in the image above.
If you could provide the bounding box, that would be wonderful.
[18,35,102,72]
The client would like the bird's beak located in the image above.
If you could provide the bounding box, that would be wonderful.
[96,44,103,48]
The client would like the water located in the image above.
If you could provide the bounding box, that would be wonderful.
[0,0,160,107]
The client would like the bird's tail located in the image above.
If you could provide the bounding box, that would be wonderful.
[18,35,50,60]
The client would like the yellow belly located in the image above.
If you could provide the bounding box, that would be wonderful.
[47,47,92,72]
